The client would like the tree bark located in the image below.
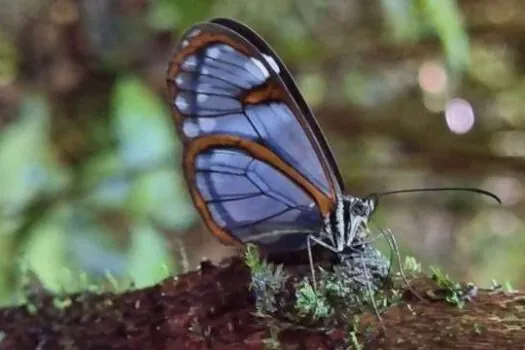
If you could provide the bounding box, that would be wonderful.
[0,256,523,349]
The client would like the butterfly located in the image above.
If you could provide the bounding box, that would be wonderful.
[166,18,500,274]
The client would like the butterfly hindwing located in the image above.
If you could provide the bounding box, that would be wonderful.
[185,136,324,251]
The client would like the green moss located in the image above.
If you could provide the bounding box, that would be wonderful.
[347,314,363,349]
[52,296,73,310]
[262,325,282,350]
[244,244,288,315]
[348,330,362,350]
[472,322,485,335]
[243,243,396,346]
[403,256,422,275]
[429,266,468,308]
[189,318,211,341]
[25,303,38,315]
[295,279,331,320]
[104,270,121,292]
[503,281,516,293]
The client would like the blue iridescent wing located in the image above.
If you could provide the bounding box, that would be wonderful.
[184,136,328,251]
[167,19,341,251]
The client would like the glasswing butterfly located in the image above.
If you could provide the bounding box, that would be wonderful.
[166,18,500,281]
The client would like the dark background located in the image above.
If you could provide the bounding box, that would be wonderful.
[0,0,523,306]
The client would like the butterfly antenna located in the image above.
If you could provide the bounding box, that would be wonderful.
[371,187,501,204]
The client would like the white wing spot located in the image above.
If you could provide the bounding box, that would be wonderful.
[187,29,201,38]
[175,95,188,112]
[175,74,185,87]
[181,40,189,48]
[197,93,209,104]
[182,55,197,70]
[207,46,221,58]
[182,120,199,137]
[263,54,280,73]
[250,58,269,79]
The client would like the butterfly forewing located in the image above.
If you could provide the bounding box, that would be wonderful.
[167,19,342,251]
[210,18,345,191]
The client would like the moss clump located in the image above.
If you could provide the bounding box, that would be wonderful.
[243,241,399,347]
[429,266,472,308]
[244,244,289,315]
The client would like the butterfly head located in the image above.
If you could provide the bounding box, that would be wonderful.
[346,195,377,243]
[323,195,378,253]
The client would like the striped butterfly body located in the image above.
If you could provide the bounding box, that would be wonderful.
[167,18,376,262]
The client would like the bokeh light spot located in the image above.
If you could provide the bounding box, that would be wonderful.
[444,98,475,134]
[418,61,447,94]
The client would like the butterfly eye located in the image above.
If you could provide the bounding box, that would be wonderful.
[351,200,369,217]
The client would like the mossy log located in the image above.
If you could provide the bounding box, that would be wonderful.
[0,256,523,349]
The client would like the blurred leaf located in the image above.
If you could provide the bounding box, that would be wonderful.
[112,76,176,168]
[492,87,525,126]
[148,0,214,31]
[469,43,517,90]
[21,206,68,293]
[218,1,320,62]
[0,233,15,304]
[381,0,421,41]
[343,70,403,107]
[129,169,196,228]
[147,0,179,30]
[78,0,150,68]
[66,208,128,278]
[0,95,68,213]
[268,16,317,60]
[298,72,326,108]
[112,75,196,229]
[83,152,130,209]
[0,95,69,304]
[458,210,525,287]
[126,220,174,288]
[343,70,372,106]
[421,0,470,72]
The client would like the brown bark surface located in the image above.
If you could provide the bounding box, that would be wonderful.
[0,257,523,350]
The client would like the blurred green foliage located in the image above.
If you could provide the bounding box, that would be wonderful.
[382,0,471,71]
[0,73,195,304]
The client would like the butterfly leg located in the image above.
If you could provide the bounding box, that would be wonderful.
[305,233,342,322]
[359,252,387,334]
[307,234,340,289]
[306,234,317,288]
[359,225,395,279]
[380,229,423,301]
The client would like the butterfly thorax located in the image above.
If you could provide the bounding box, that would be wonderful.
[322,195,375,253]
